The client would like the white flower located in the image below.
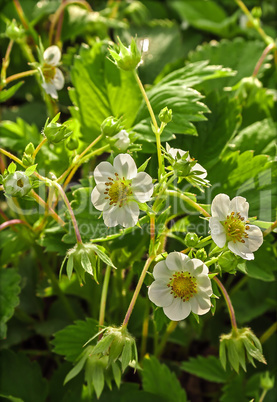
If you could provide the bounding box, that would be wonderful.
[209,194,263,260]
[114,130,130,151]
[148,252,212,321]
[91,154,153,228]
[41,46,64,99]
[166,144,207,180]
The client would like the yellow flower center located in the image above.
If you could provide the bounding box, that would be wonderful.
[222,212,249,243]
[104,174,132,207]
[168,271,197,302]
[42,64,56,83]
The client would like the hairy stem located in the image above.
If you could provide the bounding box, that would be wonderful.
[1,39,14,86]
[5,69,38,85]
[122,255,155,328]
[260,321,277,344]
[30,190,65,227]
[98,265,112,336]
[166,189,211,217]
[253,43,276,77]
[33,138,48,159]
[213,276,237,331]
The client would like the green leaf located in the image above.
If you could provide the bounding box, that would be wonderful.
[230,118,277,156]
[0,268,21,339]
[7,162,17,174]
[0,395,23,402]
[142,355,187,402]
[181,355,231,383]
[137,157,151,173]
[80,251,93,275]
[169,0,239,37]
[91,363,105,398]
[220,375,248,402]
[52,318,99,362]
[70,42,142,143]
[91,244,116,269]
[66,255,74,280]
[0,350,48,402]
[121,341,132,372]
[25,164,37,176]
[64,348,91,384]
[0,81,24,103]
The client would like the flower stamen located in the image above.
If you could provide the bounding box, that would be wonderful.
[223,212,247,243]
[168,272,197,302]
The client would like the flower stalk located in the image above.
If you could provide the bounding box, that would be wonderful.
[99,265,112,332]
[213,276,237,331]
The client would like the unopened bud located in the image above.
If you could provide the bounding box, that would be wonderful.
[109,37,141,71]
[101,116,121,136]
[195,248,207,261]
[43,113,73,144]
[24,143,35,155]
[185,232,199,247]
[159,107,172,124]
[5,20,25,41]
[218,251,238,273]
[260,371,275,391]
[66,137,79,151]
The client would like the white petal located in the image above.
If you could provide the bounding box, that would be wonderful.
[43,45,61,66]
[209,217,226,247]
[191,294,211,315]
[163,298,191,321]
[190,259,210,276]
[246,225,263,252]
[230,196,249,219]
[91,185,109,211]
[53,68,64,90]
[197,275,212,292]
[166,252,189,272]
[211,193,230,220]
[148,281,174,307]
[103,205,119,227]
[41,82,58,99]
[191,163,207,179]
[117,202,139,228]
[113,154,137,179]
[153,260,172,281]
[132,172,153,202]
[168,147,187,160]
[94,162,115,184]
[228,240,254,260]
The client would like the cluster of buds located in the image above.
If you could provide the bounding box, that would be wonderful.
[220,327,266,373]
[61,242,116,284]
[100,116,131,152]
[109,37,141,71]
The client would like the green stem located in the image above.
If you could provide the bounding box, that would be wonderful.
[5,69,38,85]
[260,321,277,344]
[133,70,163,179]
[0,148,25,166]
[259,389,268,402]
[99,265,112,330]
[30,190,65,227]
[1,39,14,85]
[33,137,48,159]
[213,276,237,331]
[234,0,274,45]
[13,0,38,42]
[205,257,219,267]
[253,43,276,77]
[263,219,277,237]
[166,189,211,217]
[155,320,178,358]
[52,182,82,244]
[122,255,155,328]
[140,302,150,358]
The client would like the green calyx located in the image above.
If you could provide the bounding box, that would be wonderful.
[159,107,172,124]
[109,37,141,71]
[3,171,32,197]
[43,113,73,144]
[219,327,266,373]
[101,116,122,136]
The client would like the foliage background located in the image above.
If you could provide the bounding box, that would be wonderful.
[0,0,276,401]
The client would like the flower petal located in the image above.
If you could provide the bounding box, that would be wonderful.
[103,205,119,227]
[228,240,254,260]
[91,185,109,211]
[190,294,211,315]
[41,82,58,99]
[152,260,172,281]
[94,162,115,184]
[192,163,207,179]
[197,275,212,293]
[132,172,153,202]
[209,217,226,248]
[53,68,64,90]
[230,196,249,219]
[148,281,174,307]
[117,202,139,228]
[113,154,137,180]
[166,251,189,272]
[43,45,61,66]
[246,225,263,252]
[163,298,192,321]
[211,193,230,220]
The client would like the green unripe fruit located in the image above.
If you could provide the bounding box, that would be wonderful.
[66,137,79,150]
[195,248,207,261]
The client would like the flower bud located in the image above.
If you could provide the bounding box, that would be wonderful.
[185,232,199,247]
[61,242,116,285]
[24,143,35,155]
[3,171,32,197]
[220,327,266,373]
[22,153,35,167]
[109,37,141,71]
[218,251,238,273]
[159,107,172,124]
[66,137,79,151]
[260,371,275,391]
[251,6,262,19]
[195,248,207,261]
[91,326,138,372]
[43,113,73,144]
[5,20,25,41]
[101,116,121,137]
